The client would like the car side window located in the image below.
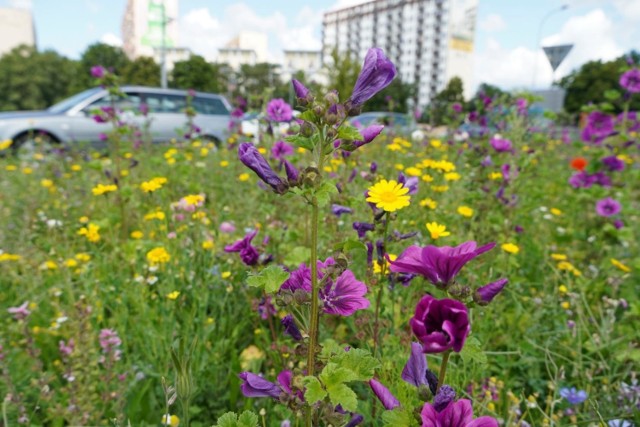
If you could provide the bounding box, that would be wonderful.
[193,97,228,115]
[86,93,142,111]
[142,93,186,113]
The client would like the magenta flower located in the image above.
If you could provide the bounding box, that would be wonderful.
[8,301,30,321]
[620,68,640,93]
[238,143,287,194]
[452,103,463,113]
[271,140,294,160]
[90,65,106,78]
[266,98,293,122]
[581,111,614,144]
[99,329,122,353]
[369,379,400,410]
[353,124,385,149]
[410,295,470,353]
[224,230,260,266]
[321,270,370,316]
[421,399,498,427]
[489,135,513,153]
[595,197,621,217]
[346,48,397,109]
[474,278,508,305]
[390,241,496,287]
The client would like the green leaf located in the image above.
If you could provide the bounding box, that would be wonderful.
[284,246,311,267]
[382,408,416,427]
[327,382,358,412]
[319,363,358,387]
[604,89,621,100]
[331,348,381,381]
[302,376,327,404]
[246,265,290,294]
[459,336,487,366]
[333,238,367,255]
[237,411,260,427]
[337,125,364,141]
[285,134,314,151]
[315,180,338,207]
[299,110,317,122]
[214,412,239,427]
[319,339,344,362]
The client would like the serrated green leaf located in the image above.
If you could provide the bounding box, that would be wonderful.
[246,265,290,294]
[319,339,343,362]
[337,125,364,141]
[214,412,238,427]
[302,376,327,404]
[319,363,358,387]
[315,180,338,207]
[327,382,358,412]
[382,408,416,427]
[285,134,314,151]
[299,110,317,122]
[331,348,381,381]
[284,246,311,267]
[237,411,259,427]
[460,336,487,366]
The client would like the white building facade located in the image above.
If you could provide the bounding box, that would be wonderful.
[322,0,477,109]
[0,7,35,57]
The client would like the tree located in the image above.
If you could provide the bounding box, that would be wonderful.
[122,56,161,86]
[234,63,282,109]
[170,55,224,93]
[363,79,415,113]
[0,45,78,111]
[429,76,464,125]
[558,52,640,114]
[325,48,361,103]
[77,42,130,90]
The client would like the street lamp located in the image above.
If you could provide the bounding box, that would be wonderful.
[531,4,569,89]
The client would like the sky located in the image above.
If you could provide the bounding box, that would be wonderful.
[2,0,639,92]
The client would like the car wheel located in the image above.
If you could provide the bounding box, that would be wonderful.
[201,135,221,149]
[12,131,61,158]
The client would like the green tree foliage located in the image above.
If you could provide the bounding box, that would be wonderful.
[170,55,225,93]
[121,56,161,86]
[558,51,640,113]
[429,76,464,125]
[0,45,78,111]
[363,79,415,113]
[325,48,361,103]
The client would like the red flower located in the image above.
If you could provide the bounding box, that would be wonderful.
[570,157,588,171]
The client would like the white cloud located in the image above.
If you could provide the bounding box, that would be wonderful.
[479,13,506,32]
[179,2,323,63]
[7,0,31,8]
[612,0,640,21]
[474,8,624,91]
[100,32,122,47]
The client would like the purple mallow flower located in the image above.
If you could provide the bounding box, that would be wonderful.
[474,278,508,305]
[390,241,496,287]
[602,155,625,172]
[620,68,640,93]
[238,143,287,194]
[401,342,437,394]
[490,135,513,153]
[346,48,397,110]
[332,204,353,217]
[281,314,303,341]
[90,65,106,78]
[595,197,621,217]
[266,98,293,122]
[581,111,615,144]
[224,230,260,266]
[410,295,470,354]
[421,399,498,426]
[560,387,588,405]
[369,379,400,410]
[354,125,385,149]
[271,140,294,160]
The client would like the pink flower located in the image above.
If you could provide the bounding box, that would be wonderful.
[421,399,498,427]
[219,221,236,234]
[8,301,30,321]
[99,329,122,353]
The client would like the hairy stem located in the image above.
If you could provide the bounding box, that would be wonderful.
[305,197,319,427]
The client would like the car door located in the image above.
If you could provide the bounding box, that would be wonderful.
[191,95,231,142]
[141,92,187,142]
[66,92,143,144]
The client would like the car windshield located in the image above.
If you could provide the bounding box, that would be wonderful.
[48,88,103,114]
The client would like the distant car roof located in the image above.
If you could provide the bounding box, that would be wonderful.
[118,86,225,98]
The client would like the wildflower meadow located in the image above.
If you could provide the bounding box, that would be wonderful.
[0,49,639,427]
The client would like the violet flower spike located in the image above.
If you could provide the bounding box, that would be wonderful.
[238,143,287,194]
[369,379,400,410]
[346,48,397,110]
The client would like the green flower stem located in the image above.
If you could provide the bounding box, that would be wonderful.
[436,351,451,394]
[305,196,319,427]
[372,211,391,357]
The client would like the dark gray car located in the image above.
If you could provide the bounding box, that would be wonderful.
[0,86,234,151]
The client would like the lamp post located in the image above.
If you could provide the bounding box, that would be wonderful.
[531,4,569,89]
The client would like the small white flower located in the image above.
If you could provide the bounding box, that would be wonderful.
[539,206,548,212]
[134,275,145,283]
[146,276,158,285]
[148,265,159,273]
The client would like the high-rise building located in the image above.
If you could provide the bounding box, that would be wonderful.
[0,7,36,57]
[121,0,188,71]
[322,0,478,109]
[217,31,269,70]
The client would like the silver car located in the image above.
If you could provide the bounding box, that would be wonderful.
[0,86,234,152]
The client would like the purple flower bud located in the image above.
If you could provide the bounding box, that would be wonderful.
[475,278,508,305]
[283,160,299,184]
[614,219,624,229]
[366,242,374,267]
[348,168,358,183]
[402,342,428,388]
[433,385,456,412]
[332,204,353,217]
[281,315,303,341]
[354,125,385,148]
[91,65,106,78]
[369,379,400,410]
[353,222,375,239]
[376,239,385,264]
[238,143,287,194]
[346,48,397,109]
[370,162,378,174]
[292,79,311,99]
[345,414,364,427]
